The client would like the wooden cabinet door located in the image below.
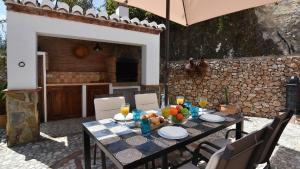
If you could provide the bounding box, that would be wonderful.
[87,85,109,117]
[64,86,82,119]
[47,86,82,121]
[47,86,64,121]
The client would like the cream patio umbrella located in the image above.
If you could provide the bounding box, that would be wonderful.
[114,0,279,105]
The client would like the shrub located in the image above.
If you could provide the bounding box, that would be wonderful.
[0,81,6,115]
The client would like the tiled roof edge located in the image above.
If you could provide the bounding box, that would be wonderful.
[5,1,165,34]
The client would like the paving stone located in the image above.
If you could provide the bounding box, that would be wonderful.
[0,117,299,169]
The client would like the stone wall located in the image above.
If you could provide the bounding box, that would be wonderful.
[5,89,40,146]
[168,55,300,118]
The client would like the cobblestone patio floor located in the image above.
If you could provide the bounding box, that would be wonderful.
[0,116,299,169]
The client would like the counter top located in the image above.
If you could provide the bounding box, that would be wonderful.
[46,83,111,86]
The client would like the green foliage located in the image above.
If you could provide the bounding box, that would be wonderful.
[217,16,230,34]
[59,0,93,11]
[223,86,229,105]
[0,38,6,57]
[0,81,6,102]
[106,0,117,14]
[0,20,6,57]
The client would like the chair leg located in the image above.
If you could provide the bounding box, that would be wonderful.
[263,160,271,169]
[144,162,148,169]
[267,160,271,169]
[151,159,156,169]
[93,143,97,165]
[192,153,199,165]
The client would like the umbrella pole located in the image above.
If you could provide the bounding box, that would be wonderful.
[164,0,170,106]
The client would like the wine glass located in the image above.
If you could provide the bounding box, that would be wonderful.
[176,96,185,105]
[120,103,130,126]
[198,97,208,114]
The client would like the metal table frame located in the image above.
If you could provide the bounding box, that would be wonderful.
[83,117,244,169]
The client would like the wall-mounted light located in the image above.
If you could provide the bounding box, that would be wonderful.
[18,61,26,68]
[93,43,102,52]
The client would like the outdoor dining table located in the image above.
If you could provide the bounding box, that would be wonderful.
[82,113,244,169]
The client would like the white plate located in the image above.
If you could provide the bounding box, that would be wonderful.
[113,113,133,121]
[199,108,216,114]
[158,126,188,139]
[200,114,225,123]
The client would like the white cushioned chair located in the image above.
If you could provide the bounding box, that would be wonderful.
[94,96,125,120]
[135,93,159,111]
[93,95,125,164]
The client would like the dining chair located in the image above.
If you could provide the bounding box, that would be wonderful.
[134,92,160,111]
[93,94,125,165]
[253,110,294,169]
[191,110,294,169]
[179,125,273,169]
[94,95,126,120]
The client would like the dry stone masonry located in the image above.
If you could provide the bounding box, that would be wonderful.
[168,55,300,118]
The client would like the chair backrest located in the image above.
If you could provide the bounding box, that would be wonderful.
[255,110,294,164]
[94,95,125,120]
[205,126,272,169]
[135,93,159,111]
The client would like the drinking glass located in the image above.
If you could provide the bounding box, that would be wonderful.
[161,107,170,119]
[183,101,192,109]
[190,106,200,119]
[120,103,130,126]
[198,97,208,114]
[132,109,141,122]
[141,118,151,136]
[176,96,185,105]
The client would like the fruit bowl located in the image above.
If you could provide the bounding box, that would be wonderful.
[169,105,190,124]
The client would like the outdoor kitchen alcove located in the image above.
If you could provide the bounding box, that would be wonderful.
[37,36,142,121]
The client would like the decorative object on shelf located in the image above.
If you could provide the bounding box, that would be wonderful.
[219,86,239,115]
[73,44,89,59]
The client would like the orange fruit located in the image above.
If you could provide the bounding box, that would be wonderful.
[176,113,184,121]
[170,108,179,116]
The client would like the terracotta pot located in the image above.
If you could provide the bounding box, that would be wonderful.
[219,104,239,115]
[0,115,6,129]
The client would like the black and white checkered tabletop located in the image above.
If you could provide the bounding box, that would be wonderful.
[83,114,240,166]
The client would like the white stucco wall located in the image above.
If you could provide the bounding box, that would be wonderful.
[7,11,161,89]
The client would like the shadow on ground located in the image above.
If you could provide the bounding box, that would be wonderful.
[269,145,300,169]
